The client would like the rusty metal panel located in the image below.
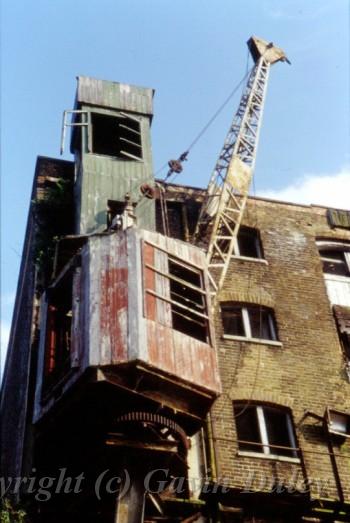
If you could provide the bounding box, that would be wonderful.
[76,76,154,116]
[98,234,128,364]
[88,234,128,365]
[99,235,128,363]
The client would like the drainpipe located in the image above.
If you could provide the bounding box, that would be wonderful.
[206,413,218,483]
[299,411,344,505]
[323,418,344,504]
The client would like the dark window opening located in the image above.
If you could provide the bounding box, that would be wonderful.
[165,202,186,240]
[249,307,275,340]
[44,273,73,389]
[91,112,142,160]
[221,305,245,336]
[168,259,209,343]
[233,405,261,453]
[321,250,350,277]
[221,303,277,341]
[155,200,202,242]
[341,333,350,361]
[234,403,297,458]
[237,227,263,258]
[211,225,263,260]
[107,200,126,228]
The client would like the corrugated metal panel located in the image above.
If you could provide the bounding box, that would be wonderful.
[77,76,154,115]
[79,140,155,234]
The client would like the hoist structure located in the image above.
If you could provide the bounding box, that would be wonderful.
[194,36,289,296]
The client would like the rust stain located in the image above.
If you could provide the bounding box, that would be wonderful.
[100,238,128,362]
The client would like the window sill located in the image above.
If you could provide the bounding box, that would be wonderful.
[324,273,350,282]
[88,152,143,162]
[222,335,282,347]
[231,255,268,265]
[237,450,300,464]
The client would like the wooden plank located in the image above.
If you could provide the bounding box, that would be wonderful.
[143,241,156,321]
[173,329,193,384]
[155,248,172,327]
[147,320,158,363]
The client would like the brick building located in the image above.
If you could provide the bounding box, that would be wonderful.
[1,73,350,523]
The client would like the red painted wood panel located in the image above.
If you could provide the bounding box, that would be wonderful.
[100,236,128,362]
[143,242,156,321]
[146,320,220,394]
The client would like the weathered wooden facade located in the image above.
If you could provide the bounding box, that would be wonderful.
[1,73,350,523]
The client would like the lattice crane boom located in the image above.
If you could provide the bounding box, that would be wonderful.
[194,36,289,296]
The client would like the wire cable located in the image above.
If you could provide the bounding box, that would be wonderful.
[154,65,254,183]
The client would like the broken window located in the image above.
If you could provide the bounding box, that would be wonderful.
[143,242,210,343]
[213,226,263,260]
[44,272,73,388]
[333,305,350,380]
[234,403,298,458]
[91,112,142,160]
[168,259,208,342]
[321,249,350,277]
[236,226,263,258]
[221,303,277,341]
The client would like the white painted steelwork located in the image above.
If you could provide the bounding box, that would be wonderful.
[194,37,288,297]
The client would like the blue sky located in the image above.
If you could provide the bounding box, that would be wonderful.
[1,0,349,372]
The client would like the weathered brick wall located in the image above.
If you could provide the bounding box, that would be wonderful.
[209,197,350,506]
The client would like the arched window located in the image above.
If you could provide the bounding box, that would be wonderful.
[233,402,298,460]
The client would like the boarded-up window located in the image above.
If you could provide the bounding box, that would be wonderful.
[91,112,142,160]
[143,241,210,343]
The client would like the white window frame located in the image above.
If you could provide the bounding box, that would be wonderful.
[317,241,350,307]
[318,241,350,275]
[222,304,281,346]
[237,405,299,463]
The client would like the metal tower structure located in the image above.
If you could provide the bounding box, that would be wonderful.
[194,36,289,295]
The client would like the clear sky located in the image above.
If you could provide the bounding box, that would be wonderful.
[1,0,349,372]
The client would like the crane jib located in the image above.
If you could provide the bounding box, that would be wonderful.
[193,36,289,300]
